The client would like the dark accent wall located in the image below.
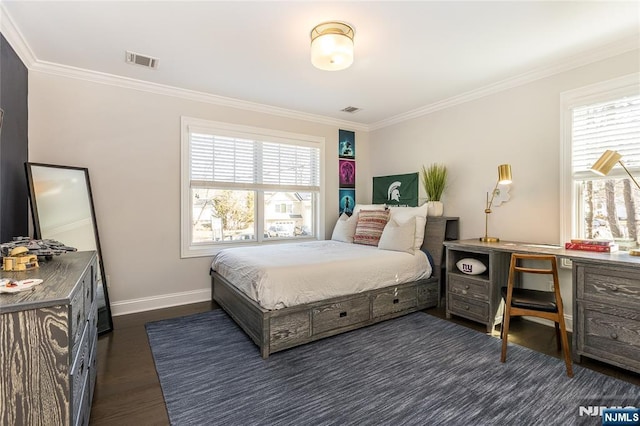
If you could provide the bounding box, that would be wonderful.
[0,33,28,242]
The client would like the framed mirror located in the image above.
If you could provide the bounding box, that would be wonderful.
[25,162,113,334]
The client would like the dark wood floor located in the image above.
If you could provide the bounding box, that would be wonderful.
[89,302,639,425]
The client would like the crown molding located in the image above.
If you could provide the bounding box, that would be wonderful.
[30,61,370,132]
[0,2,368,132]
[369,36,640,131]
[0,2,37,67]
[1,1,636,134]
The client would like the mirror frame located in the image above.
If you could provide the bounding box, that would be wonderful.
[25,162,113,334]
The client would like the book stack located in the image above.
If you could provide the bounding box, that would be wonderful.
[565,239,619,253]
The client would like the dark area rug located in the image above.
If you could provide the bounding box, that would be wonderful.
[146,310,638,426]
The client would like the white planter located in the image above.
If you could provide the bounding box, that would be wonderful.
[426,201,444,217]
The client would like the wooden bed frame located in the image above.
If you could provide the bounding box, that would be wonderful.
[211,217,454,358]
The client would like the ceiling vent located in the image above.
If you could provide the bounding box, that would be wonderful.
[125,51,159,69]
[341,106,361,113]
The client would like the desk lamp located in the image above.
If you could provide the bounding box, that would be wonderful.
[480,164,512,243]
[591,150,640,256]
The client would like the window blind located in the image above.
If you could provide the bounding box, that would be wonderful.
[572,94,640,179]
[190,132,320,190]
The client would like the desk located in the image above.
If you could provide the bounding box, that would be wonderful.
[443,239,640,374]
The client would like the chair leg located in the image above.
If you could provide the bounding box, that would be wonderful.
[500,307,512,363]
[554,322,561,351]
[557,317,573,378]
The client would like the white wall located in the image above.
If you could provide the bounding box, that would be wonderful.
[368,49,640,322]
[28,72,370,314]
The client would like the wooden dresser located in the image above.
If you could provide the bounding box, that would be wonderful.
[573,259,640,374]
[0,251,98,426]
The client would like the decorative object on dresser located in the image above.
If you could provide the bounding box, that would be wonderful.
[480,164,512,243]
[456,257,487,275]
[421,163,447,216]
[0,251,99,426]
[25,163,114,334]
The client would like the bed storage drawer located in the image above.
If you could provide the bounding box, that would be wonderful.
[417,280,438,306]
[312,296,370,334]
[270,311,311,351]
[372,286,417,318]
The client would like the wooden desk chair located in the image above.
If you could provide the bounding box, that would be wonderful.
[500,253,573,377]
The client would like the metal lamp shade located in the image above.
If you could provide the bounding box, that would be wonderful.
[498,164,512,184]
[591,150,622,176]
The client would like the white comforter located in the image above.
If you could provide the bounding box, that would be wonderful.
[211,240,431,310]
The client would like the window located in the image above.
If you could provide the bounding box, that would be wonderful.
[181,118,324,257]
[561,74,640,251]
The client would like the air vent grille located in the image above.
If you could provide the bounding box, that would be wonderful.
[125,51,159,69]
[341,106,361,113]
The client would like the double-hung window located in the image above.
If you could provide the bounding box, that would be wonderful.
[561,74,640,250]
[181,117,324,257]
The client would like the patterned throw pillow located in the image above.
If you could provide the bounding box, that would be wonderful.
[353,209,390,246]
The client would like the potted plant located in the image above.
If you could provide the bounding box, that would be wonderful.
[421,163,447,216]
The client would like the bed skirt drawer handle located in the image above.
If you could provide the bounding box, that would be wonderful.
[340,311,347,318]
[393,298,399,304]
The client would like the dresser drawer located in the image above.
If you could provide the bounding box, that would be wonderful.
[372,286,417,318]
[576,264,640,308]
[312,296,369,334]
[71,324,89,425]
[448,274,489,302]
[448,294,489,322]
[82,268,94,322]
[88,329,98,408]
[577,301,640,373]
[74,377,90,426]
[70,287,85,346]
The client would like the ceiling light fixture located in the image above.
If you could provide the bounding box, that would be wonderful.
[310,21,355,71]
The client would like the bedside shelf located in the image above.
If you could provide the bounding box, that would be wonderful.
[444,245,510,333]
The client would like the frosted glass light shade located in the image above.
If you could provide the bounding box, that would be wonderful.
[310,22,354,71]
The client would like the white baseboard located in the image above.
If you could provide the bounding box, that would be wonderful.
[110,288,211,316]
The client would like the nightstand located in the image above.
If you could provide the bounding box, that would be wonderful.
[444,243,510,333]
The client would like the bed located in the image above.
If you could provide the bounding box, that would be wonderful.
[211,211,453,358]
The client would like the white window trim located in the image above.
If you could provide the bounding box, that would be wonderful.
[180,117,326,258]
[559,72,640,247]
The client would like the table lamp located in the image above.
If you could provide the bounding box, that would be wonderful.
[480,164,512,243]
[591,150,640,256]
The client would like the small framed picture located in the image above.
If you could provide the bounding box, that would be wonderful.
[339,188,355,216]
[339,129,355,159]
[339,159,355,188]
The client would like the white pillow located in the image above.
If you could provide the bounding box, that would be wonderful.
[378,216,416,254]
[352,204,386,216]
[331,213,359,243]
[388,204,428,251]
